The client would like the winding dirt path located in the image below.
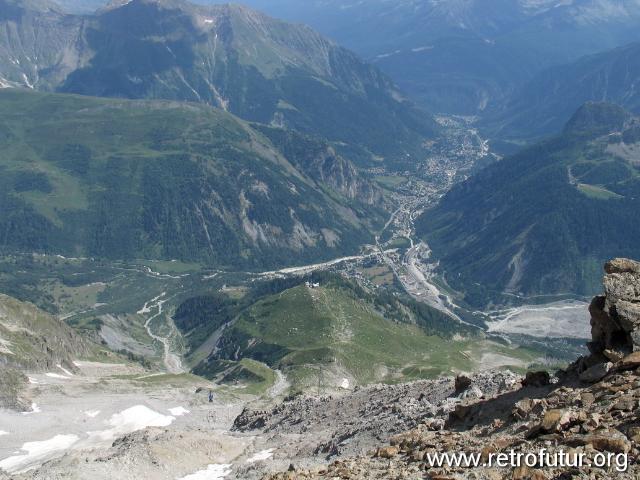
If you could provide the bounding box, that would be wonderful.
[139,293,185,374]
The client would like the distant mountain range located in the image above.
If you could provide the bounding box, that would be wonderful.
[0,0,437,167]
[417,102,640,304]
[196,0,640,116]
[486,41,640,142]
[0,89,385,268]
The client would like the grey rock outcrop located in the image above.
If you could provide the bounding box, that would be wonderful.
[579,361,612,383]
[0,293,90,409]
[588,258,640,357]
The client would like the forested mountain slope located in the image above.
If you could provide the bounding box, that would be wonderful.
[0,89,384,268]
[417,103,640,304]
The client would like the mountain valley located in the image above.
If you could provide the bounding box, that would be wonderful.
[2,0,640,479]
[201,0,640,116]
[488,41,640,142]
[418,102,640,304]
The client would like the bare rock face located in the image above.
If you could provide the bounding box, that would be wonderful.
[0,293,90,410]
[579,361,612,383]
[454,374,472,394]
[588,258,640,357]
[521,370,551,388]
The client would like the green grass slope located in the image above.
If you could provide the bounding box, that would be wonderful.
[0,89,383,268]
[194,277,540,391]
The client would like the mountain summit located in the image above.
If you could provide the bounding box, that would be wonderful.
[489,41,640,141]
[564,102,634,138]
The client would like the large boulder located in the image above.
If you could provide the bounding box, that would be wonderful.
[588,258,640,356]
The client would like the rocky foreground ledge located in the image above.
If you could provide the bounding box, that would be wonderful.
[265,259,640,479]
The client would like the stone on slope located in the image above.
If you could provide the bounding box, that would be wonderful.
[579,362,612,383]
[586,258,640,358]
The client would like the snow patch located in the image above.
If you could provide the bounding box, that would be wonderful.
[247,448,275,463]
[0,430,8,436]
[0,434,79,474]
[375,49,401,59]
[168,406,190,416]
[340,378,350,389]
[87,405,175,443]
[21,73,34,89]
[46,373,71,380]
[22,403,41,415]
[27,377,40,385]
[57,364,74,376]
[84,410,100,418]
[178,464,232,480]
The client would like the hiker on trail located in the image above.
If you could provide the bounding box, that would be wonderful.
[208,390,213,403]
